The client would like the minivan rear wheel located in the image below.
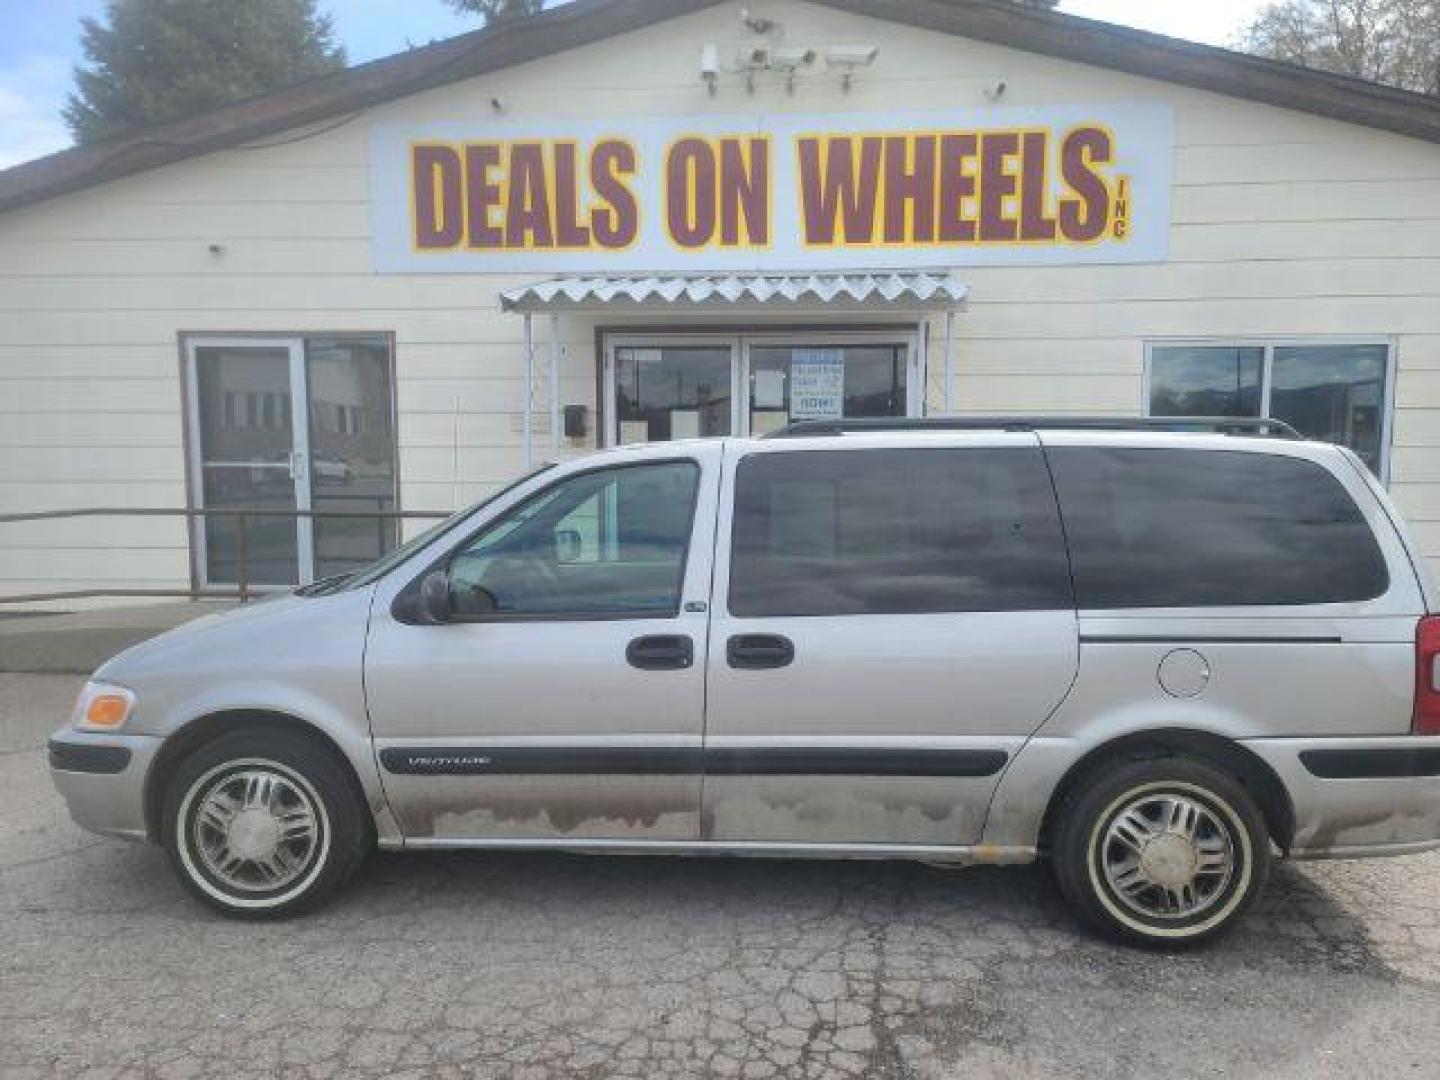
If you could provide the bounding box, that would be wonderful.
[161,729,371,918]
[1052,756,1271,946]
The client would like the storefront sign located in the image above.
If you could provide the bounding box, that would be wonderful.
[371,104,1173,273]
[789,349,845,419]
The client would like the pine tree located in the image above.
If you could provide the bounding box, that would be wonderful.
[447,0,547,24]
[64,0,347,143]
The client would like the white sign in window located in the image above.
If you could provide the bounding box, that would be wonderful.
[790,349,845,420]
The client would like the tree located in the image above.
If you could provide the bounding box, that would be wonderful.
[64,0,346,143]
[447,0,546,25]
[1244,0,1440,95]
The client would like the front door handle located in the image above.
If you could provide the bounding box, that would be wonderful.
[727,634,795,670]
[626,634,693,670]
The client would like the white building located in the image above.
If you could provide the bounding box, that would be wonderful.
[2,0,1439,601]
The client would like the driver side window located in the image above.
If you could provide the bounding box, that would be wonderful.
[448,460,700,618]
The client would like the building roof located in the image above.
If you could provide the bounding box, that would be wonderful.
[3,0,1440,217]
[499,271,970,311]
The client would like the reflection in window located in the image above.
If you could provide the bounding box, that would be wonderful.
[1149,347,1263,418]
[1148,343,1391,477]
[1273,345,1388,475]
[615,347,732,442]
[306,338,398,579]
[449,462,699,617]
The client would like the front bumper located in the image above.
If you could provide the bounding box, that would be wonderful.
[47,729,163,842]
[1243,735,1440,859]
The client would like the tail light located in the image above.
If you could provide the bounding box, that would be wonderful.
[1415,616,1440,734]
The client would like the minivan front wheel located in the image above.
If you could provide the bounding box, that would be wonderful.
[161,729,370,917]
[1052,756,1271,946]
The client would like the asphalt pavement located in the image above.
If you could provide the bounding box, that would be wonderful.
[4,672,1440,1079]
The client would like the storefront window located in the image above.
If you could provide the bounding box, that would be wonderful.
[1148,342,1392,477]
[614,346,732,443]
[1148,347,1263,418]
[1272,345,1389,477]
[748,345,906,435]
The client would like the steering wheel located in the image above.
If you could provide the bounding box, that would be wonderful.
[479,553,563,609]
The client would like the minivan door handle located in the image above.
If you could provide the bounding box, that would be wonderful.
[727,634,795,670]
[626,634,694,670]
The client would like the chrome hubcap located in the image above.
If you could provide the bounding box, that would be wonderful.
[1100,793,1235,920]
[192,768,320,893]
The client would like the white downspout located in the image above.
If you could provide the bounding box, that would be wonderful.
[522,312,534,470]
[549,313,562,458]
[942,306,957,415]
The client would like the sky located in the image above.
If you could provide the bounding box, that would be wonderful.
[0,0,1269,171]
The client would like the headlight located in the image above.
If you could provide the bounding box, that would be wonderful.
[71,681,137,732]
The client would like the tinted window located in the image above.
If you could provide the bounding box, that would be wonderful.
[1048,448,1389,608]
[729,449,1072,617]
[448,461,698,617]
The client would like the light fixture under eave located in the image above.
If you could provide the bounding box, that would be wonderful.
[827,44,879,91]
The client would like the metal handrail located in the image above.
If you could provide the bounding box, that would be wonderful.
[0,506,451,606]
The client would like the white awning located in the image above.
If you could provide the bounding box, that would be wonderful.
[499,271,968,312]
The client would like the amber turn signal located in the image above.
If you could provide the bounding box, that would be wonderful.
[84,694,131,729]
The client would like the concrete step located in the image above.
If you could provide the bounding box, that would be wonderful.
[0,601,236,674]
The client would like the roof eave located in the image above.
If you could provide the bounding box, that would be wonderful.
[0,0,721,216]
[2,0,1438,218]
[819,0,1440,143]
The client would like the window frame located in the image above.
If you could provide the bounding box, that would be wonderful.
[1142,337,1398,484]
[406,457,705,624]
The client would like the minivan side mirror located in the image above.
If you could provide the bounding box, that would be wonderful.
[419,570,452,624]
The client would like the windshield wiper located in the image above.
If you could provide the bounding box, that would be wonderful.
[294,572,354,597]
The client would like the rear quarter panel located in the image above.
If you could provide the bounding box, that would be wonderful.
[983,435,1426,852]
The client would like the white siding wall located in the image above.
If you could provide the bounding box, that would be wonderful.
[2,0,1440,602]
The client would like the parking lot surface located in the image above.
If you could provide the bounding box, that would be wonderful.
[5,671,1440,1079]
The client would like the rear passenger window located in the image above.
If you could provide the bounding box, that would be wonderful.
[728,449,1073,616]
[1048,448,1389,608]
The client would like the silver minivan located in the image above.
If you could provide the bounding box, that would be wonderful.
[48,418,1440,944]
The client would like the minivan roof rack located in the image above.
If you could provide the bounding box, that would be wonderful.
[763,416,1305,440]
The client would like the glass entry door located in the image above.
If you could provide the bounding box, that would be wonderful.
[185,336,397,589]
[604,333,916,445]
[187,339,311,587]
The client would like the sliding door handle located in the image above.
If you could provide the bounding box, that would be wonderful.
[626,634,693,670]
[727,634,795,670]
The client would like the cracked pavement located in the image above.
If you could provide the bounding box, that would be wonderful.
[5,673,1440,1078]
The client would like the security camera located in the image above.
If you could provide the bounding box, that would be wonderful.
[983,79,1008,101]
[736,45,770,69]
[770,46,816,94]
[826,44,879,91]
[826,44,879,67]
[735,45,769,94]
[769,46,817,70]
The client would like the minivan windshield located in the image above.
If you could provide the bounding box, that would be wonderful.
[295,463,557,596]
